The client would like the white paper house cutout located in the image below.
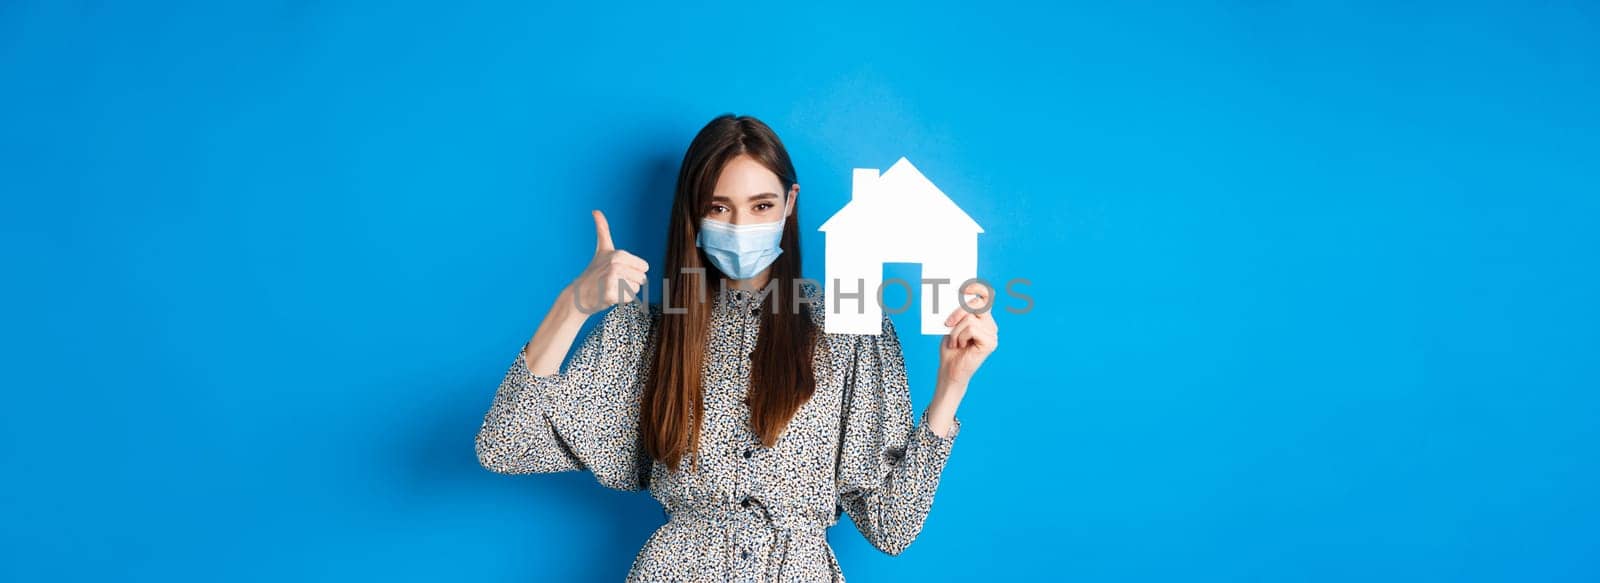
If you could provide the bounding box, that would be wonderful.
[818,157,983,335]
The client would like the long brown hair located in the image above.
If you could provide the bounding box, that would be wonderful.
[642,114,817,473]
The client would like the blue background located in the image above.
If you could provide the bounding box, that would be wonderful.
[3,1,1597,581]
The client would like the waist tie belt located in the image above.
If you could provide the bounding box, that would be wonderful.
[668,497,837,582]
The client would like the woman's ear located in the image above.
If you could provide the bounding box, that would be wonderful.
[786,184,799,217]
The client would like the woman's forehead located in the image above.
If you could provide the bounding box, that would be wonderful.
[712,155,784,200]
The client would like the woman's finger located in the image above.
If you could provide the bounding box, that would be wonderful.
[611,249,650,273]
[613,280,642,301]
[971,312,997,334]
[601,267,645,300]
[946,326,968,350]
[601,269,636,293]
[960,280,993,310]
[611,265,646,286]
[949,319,977,348]
[944,306,972,328]
[944,312,973,346]
[973,327,998,352]
[592,210,614,253]
[626,279,643,295]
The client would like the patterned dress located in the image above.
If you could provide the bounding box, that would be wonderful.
[475,283,961,582]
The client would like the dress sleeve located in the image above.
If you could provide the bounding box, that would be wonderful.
[835,314,961,556]
[474,301,655,492]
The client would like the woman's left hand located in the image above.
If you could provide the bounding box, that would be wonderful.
[938,281,1000,385]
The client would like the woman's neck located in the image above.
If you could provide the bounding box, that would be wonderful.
[725,268,773,291]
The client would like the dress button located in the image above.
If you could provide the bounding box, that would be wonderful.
[740,549,750,560]
[743,449,753,459]
[740,497,751,508]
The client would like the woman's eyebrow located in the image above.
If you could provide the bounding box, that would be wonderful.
[711,192,781,202]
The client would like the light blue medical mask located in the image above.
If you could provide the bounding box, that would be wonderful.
[696,216,786,280]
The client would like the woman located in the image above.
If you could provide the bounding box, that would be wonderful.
[475,114,999,581]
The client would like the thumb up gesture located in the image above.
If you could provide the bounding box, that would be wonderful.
[567,210,650,314]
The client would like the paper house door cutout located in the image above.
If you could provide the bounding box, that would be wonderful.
[818,157,983,335]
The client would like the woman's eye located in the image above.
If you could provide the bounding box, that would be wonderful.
[709,205,728,214]
[754,203,774,211]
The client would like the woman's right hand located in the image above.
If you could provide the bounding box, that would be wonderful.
[567,210,650,314]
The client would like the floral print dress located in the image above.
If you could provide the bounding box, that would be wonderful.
[475,283,961,582]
